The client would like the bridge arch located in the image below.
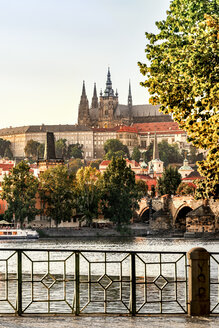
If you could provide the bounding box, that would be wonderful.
[139,207,156,223]
[174,205,193,232]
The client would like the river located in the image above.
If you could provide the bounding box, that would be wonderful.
[1,236,219,252]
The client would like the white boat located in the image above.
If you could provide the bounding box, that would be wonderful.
[0,228,39,239]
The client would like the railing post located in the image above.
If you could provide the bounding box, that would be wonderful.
[17,250,22,316]
[75,252,80,315]
[187,247,210,316]
[130,252,136,316]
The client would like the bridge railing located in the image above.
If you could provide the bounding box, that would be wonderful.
[0,248,218,316]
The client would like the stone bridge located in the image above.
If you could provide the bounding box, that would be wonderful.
[138,196,219,229]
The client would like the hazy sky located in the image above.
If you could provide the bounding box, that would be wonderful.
[0,0,171,129]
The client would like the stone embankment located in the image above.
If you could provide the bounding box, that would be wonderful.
[38,223,149,238]
[38,223,219,239]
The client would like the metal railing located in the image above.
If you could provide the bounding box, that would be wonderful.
[0,248,218,316]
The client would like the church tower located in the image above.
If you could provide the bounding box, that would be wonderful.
[78,81,90,126]
[91,83,98,109]
[98,68,118,128]
[149,131,164,176]
[128,80,133,120]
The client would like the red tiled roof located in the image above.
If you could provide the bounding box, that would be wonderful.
[100,160,111,166]
[0,164,14,171]
[93,127,120,132]
[126,159,140,167]
[117,126,138,133]
[135,175,153,180]
[100,159,141,168]
[30,164,38,169]
[187,182,197,188]
[132,122,185,134]
[182,171,204,180]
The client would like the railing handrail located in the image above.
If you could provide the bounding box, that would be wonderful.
[0,247,187,254]
[0,247,218,316]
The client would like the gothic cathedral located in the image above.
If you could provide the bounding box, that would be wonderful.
[78,68,172,128]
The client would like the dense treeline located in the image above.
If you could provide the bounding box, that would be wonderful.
[1,159,145,231]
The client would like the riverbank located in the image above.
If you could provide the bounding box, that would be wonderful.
[37,223,219,239]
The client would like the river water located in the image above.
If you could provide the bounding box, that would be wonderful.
[1,235,218,252]
[0,237,219,327]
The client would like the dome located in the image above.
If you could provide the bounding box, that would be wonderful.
[140,161,147,168]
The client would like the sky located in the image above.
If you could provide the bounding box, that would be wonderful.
[0,0,171,129]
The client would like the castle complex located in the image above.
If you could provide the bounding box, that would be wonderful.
[0,68,189,159]
[78,68,172,128]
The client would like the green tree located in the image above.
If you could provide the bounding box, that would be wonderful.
[142,141,183,167]
[37,143,45,158]
[142,142,153,163]
[158,141,183,167]
[0,138,13,159]
[136,179,148,198]
[188,146,204,165]
[176,182,196,196]
[55,139,67,158]
[24,139,44,159]
[104,139,129,159]
[139,1,218,198]
[101,157,140,231]
[3,147,13,159]
[1,161,39,226]
[131,147,141,163]
[67,143,83,159]
[90,160,102,170]
[157,167,181,196]
[76,166,101,226]
[39,165,76,227]
[68,158,85,173]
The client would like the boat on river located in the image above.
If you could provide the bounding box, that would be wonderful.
[0,220,39,239]
[0,227,39,239]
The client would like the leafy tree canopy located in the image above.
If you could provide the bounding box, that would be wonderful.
[142,142,153,163]
[24,139,44,159]
[104,139,129,159]
[143,141,183,167]
[158,167,181,196]
[136,179,148,198]
[67,143,83,159]
[39,165,76,227]
[158,141,183,167]
[55,139,67,159]
[139,0,218,198]
[1,161,39,226]
[76,166,101,226]
[131,147,141,163]
[188,146,204,165]
[101,157,140,231]
[90,160,102,170]
[176,182,196,196]
[68,158,85,173]
[0,138,13,159]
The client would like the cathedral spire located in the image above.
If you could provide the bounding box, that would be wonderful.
[78,80,90,126]
[128,80,132,107]
[106,67,112,88]
[91,83,98,108]
[104,67,114,97]
[153,131,159,160]
[81,80,86,98]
